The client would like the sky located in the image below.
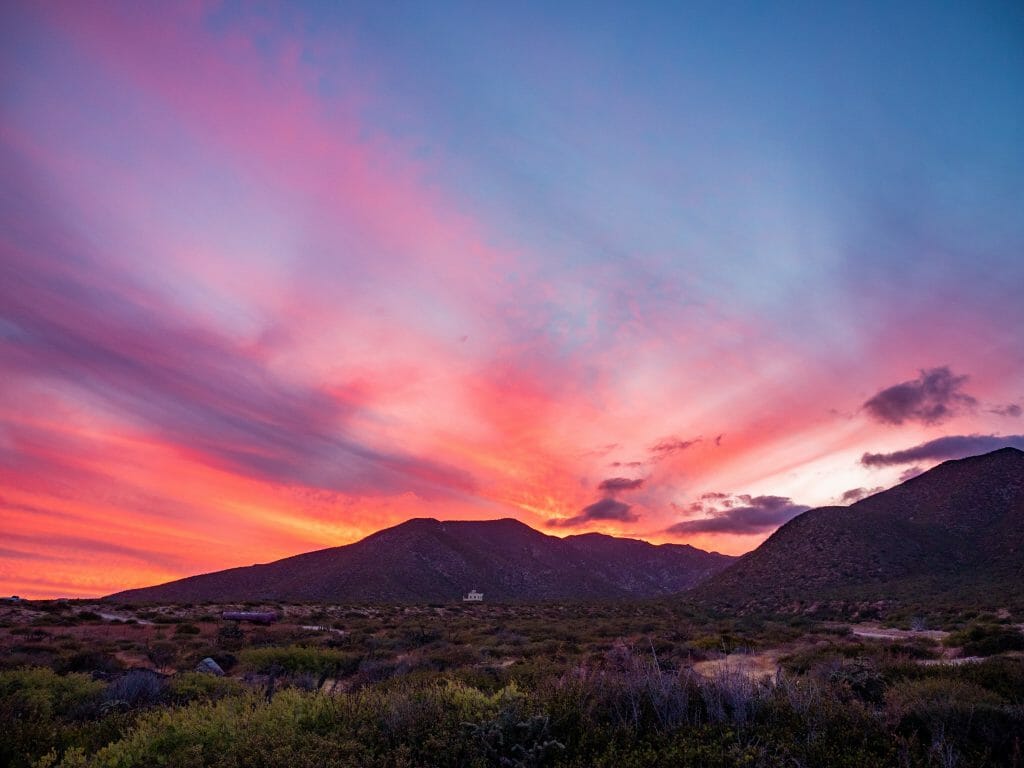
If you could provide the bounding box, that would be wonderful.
[1,1,1022,598]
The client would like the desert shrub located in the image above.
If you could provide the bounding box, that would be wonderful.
[145,640,178,669]
[0,668,104,768]
[239,645,362,677]
[166,672,245,703]
[946,623,1024,657]
[881,639,940,660]
[350,658,399,688]
[102,671,165,710]
[35,602,72,615]
[885,677,1022,764]
[83,682,526,768]
[949,657,1024,702]
[548,646,697,737]
[779,639,870,675]
[60,651,123,675]
[0,667,103,718]
[174,623,201,635]
[216,621,244,649]
[465,711,564,768]
[827,659,886,703]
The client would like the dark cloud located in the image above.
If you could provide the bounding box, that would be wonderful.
[650,436,700,460]
[610,461,644,468]
[840,486,883,503]
[0,170,476,500]
[862,367,977,425]
[666,494,809,535]
[860,434,1024,467]
[547,498,638,528]
[597,476,645,493]
[990,403,1022,418]
[899,466,925,482]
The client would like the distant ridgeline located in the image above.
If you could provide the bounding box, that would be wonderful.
[108,449,1023,615]
[107,518,733,603]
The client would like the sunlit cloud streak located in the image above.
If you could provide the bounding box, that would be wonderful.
[1,1,1023,595]
[990,404,1022,418]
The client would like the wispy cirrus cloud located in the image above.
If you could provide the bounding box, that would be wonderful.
[990,403,1022,418]
[0,169,477,501]
[649,437,700,461]
[2,0,1023,598]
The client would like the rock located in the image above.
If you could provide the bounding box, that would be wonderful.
[196,657,224,676]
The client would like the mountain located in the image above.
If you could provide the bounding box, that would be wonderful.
[691,447,1024,613]
[108,517,734,603]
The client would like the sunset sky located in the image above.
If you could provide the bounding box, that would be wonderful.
[2,2,1023,598]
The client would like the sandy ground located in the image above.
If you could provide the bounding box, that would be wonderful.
[917,656,985,666]
[98,611,153,625]
[691,652,779,681]
[299,625,346,635]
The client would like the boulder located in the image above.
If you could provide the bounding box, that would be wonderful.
[196,657,225,676]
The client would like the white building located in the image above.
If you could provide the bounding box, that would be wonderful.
[463,590,483,602]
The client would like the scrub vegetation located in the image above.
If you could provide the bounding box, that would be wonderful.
[2,600,1022,768]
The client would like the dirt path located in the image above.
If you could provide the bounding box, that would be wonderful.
[848,624,948,642]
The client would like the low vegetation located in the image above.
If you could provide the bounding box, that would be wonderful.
[1,600,1021,767]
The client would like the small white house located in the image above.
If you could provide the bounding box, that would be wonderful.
[463,590,483,602]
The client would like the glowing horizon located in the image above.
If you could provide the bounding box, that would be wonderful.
[2,2,1022,598]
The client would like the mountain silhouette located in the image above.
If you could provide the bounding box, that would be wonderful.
[692,448,1024,612]
[108,517,733,603]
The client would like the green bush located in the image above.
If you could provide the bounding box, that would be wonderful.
[239,645,362,676]
[0,668,104,768]
[0,667,103,719]
[82,682,526,768]
[946,623,1024,657]
[885,677,1018,762]
[166,672,245,703]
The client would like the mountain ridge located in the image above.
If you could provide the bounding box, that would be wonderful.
[108,516,734,603]
[690,447,1024,613]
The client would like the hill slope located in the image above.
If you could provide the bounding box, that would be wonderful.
[692,447,1024,613]
[108,518,734,603]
